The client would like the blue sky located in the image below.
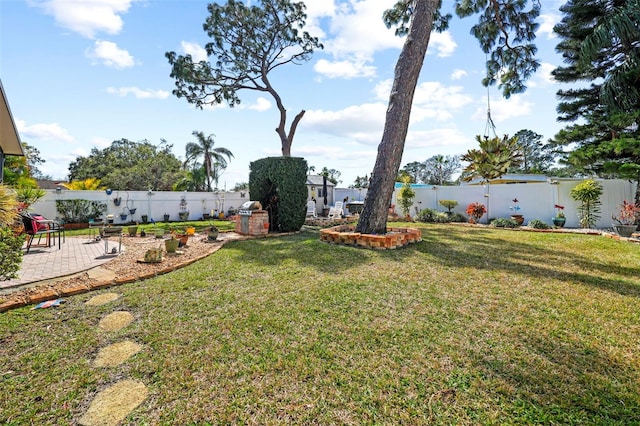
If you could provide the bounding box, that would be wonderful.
[1,0,566,188]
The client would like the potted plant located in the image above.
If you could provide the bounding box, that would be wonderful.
[127,224,138,237]
[141,214,148,223]
[612,200,639,237]
[206,225,219,241]
[552,204,566,227]
[509,198,524,225]
[164,235,179,253]
[172,228,189,247]
[466,202,487,224]
[113,195,122,206]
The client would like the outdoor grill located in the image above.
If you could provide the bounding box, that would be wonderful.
[235,201,268,236]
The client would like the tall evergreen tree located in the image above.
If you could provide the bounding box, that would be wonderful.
[511,129,556,174]
[355,0,541,234]
[551,0,640,201]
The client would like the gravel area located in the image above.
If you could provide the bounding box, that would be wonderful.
[1,232,245,308]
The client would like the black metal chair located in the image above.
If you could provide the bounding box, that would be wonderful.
[20,213,62,253]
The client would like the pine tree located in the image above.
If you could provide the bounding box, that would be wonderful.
[551,0,640,203]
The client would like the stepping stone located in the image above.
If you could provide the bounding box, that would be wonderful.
[98,311,134,332]
[85,293,120,307]
[93,340,143,368]
[87,267,117,282]
[79,379,148,426]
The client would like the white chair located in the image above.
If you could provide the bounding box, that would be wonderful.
[306,200,317,217]
[328,201,343,219]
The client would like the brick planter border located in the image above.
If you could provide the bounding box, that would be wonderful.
[320,225,422,250]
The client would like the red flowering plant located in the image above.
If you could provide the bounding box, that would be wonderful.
[612,200,640,225]
[466,202,487,223]
[554,204,565,218]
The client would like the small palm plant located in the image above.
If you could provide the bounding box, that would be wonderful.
[570,179,602,228]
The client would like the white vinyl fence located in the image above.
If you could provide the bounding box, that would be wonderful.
[31,190,250,224]
[30,179,635,229]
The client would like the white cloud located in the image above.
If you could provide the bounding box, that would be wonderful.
[405,128,471,149]
[16,119,75,142]
[374,80,473,122]
[538,13,560,40]
[86,40,135,69]
[304,103,386,144]
[106,86,170,99]
[180,41,208,63]
[30,0,137,39]
[428,31,457,58]
[247,97,272,112]
[451,69,468,80]
[314,59,376,79]
[529,62,557,88]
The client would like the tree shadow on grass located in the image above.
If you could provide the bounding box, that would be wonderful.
[413,225,640,298]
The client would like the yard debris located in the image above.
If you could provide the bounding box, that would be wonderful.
[31,298,66,310]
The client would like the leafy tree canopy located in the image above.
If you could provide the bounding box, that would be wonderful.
[3,142,46,187]
[68,139,186,191]
[166,0,323,156]
[511,129,557,174]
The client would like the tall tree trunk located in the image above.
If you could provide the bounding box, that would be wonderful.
[355,0,438,234]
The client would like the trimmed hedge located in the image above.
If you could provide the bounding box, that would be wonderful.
[249,157,308,232]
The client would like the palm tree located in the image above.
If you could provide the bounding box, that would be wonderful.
[185,131,234,192]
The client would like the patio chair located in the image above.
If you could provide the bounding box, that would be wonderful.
[328,201,344,219]
[306,200,317,217]
[20,212,62,253]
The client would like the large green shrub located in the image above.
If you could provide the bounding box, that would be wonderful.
[0,184,24,281]
[0,227,25,280]
[570,179,603,228]
[249,157,307,232]
[55,200,107,223]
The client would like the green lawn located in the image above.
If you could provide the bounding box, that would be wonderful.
[1,224,639,424]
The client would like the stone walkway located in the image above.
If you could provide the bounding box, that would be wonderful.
[0,237,122,293]
[79,292,148,426]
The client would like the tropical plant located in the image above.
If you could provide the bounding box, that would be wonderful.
[397,177,416,217]
[185,131,234,192]
[0,184,24,281]
[528,219,551,229]
[570,179,603,228]
[0,227,25,281]
[461,135,524,183]
[0,184,19,227]
[466,202,487,223]
[611,200,640,226]
[490,217,518,228]
[62,178,104,190]
[13,187,46,211]
[55,200,107,223]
